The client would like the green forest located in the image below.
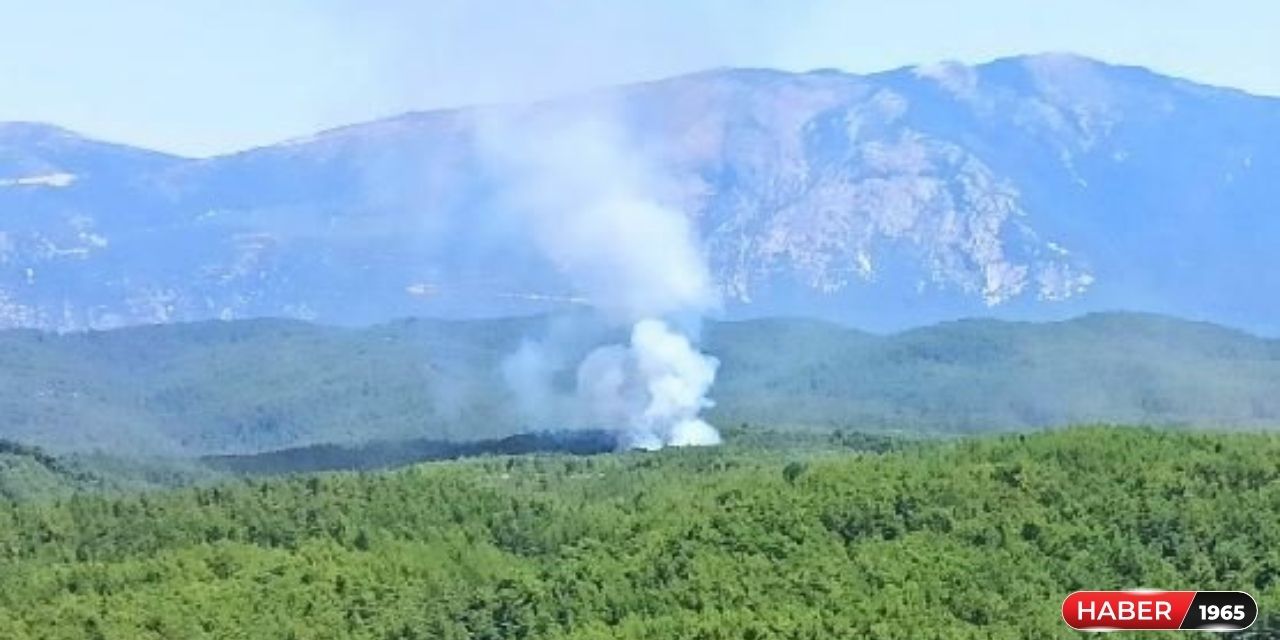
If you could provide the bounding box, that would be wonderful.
[2,426,1278,638]
[2,313,1278,456]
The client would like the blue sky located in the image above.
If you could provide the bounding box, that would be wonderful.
[1,0,1276,156]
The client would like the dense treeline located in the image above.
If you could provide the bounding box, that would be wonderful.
[0,428,894,499]
[2,427,1279,638]
[203,430,621,475]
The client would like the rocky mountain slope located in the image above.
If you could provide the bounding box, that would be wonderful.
[1,54,1277,332]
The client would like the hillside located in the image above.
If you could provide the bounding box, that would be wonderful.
[0,440,94,501]
[1,313,1277,455]
[1,427,1278,638]
[2,55,1279,332]
[0,440,217,500]
[708,312,1280,432]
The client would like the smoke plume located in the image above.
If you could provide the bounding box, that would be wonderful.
[480,105,721,449]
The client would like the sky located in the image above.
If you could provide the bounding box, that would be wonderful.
[1,0,1276,157]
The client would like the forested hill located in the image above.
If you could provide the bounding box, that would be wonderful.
[0,439,221,500]
[1,312,1278,455]
[0,440,94,501]
[2,427,1279,638]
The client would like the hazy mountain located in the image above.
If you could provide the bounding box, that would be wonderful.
[1,54,1278,332]
[1,312,1276,455]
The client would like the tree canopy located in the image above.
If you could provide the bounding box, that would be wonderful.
[2,426,1278,638]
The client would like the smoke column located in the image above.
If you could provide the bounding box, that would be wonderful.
[480,106,721,449]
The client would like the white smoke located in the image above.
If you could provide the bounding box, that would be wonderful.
[480,105,722,449]
[577,319,721,450]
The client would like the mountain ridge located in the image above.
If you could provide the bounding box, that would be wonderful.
[1,311,1276,456]
[2,54,1278,332]
[3,52,1270,165]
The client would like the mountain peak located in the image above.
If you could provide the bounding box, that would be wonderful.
[1005,51,1107,66]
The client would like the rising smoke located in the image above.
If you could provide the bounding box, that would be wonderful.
[479,105,722,449]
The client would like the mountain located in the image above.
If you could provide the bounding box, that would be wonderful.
[1,54,1278,332]
[1,312,1276,455]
